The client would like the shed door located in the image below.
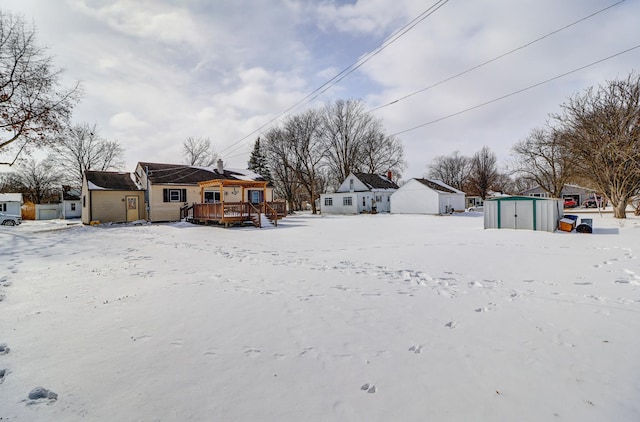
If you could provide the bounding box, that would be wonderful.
[126,196,139,222]
[500,201,534,230]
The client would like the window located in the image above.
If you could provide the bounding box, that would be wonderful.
[204,191,220,203]
[324,197,333,206]
[71,203,76,211]
[163,188,187,202]
[83,196,86,208]
[0,203,6,212]
[349,179,354,190]
[343,196,353,206]
[362,197,366,206]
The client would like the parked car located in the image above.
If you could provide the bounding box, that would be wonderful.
[583,196,606,208]
[0,212,22,226]
[563,198,577,208]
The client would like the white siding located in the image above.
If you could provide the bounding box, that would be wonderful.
[391,179,465,215]
[320,193,359,214]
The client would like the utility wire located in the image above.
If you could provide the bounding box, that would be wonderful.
[368,0,626,113]
[390,44,640,137]
[218,0,450,157]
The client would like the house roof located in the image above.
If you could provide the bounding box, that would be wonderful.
[414,178,463,194]
[353,173,399,190]
[85,171,143,191]
[137,162,269,185]
[0,193,23,202]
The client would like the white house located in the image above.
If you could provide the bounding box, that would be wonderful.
[62,186,82,219]
[0,193,23,216]
[320,172,399,214]
[391,179,466,215]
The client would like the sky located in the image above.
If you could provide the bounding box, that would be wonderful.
[1,0,639,180]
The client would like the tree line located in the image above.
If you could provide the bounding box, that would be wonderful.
[427,72,640,219]
[248,99,405,214]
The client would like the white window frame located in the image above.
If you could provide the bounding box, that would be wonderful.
[169,189,181,202]
[343,196,353,206]
[324,197,333,206]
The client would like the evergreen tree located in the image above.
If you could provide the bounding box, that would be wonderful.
[248,138,272,181]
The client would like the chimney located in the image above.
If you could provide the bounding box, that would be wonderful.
[387,171,393,180]
[217,159,224,175]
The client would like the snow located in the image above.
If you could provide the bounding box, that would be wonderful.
[1,212,640,421]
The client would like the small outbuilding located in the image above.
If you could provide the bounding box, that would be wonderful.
[391,178,465,215]
[82,171,145,224]
[484,196,563,232]
[0,193,23,216]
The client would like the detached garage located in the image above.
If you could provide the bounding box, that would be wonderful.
[484,196,563,232]
[391,178,465,215]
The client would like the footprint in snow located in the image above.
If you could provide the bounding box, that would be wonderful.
[445,321,458,329]
[0,343,9,355]
[0,368,7,383]
[26,387,58,405]
[408,345,423,354]
[360,383,377,393]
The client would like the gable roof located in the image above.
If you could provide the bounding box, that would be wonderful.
[414,178,464,194]
[137,162,269,185]
[353,173,399,190]
[85,171,142,191]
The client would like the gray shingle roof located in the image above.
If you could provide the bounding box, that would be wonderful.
[354,173,399,190]
[415,179,457,193]
[138,162,268,185]
[85,171,142,191]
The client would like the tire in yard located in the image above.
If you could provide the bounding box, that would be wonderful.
[2,220,15,226]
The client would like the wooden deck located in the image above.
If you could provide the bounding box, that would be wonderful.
[180,202,286,227]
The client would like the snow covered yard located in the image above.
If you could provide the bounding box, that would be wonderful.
[1,212,640,421]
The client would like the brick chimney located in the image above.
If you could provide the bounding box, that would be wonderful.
[217,159,224,175]
[387,171,393,180]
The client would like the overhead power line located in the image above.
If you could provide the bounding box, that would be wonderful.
[368,0,626,113]
[390,44,640,137]
[218,0,450,157]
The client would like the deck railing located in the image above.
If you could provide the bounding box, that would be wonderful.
[188,201,286,226]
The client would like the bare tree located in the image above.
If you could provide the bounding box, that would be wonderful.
[359,129,405,181]
[183,137,218,166]
[321,99,403,188]
[262,127,299,213]
[554,73,640,218]
[426,151,470,191]
[0,11,81,163]
[509,126,576,198]
[468,146,499,200]
[50,123,124,187]
[283,110,328,214]
[10,158,61,204]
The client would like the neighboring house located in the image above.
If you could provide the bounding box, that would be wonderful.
[61,186,82,219]
[484,196,563,232]
[0,193,23,216]
[320,172,399,215]
[520,184,595,206]
[391,179,466,215]
[135,160,273,222]
[81,171,145,224]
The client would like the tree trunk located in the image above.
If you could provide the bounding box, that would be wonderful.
[614,200,628,218]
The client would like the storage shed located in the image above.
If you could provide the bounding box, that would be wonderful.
[484,196,563,232]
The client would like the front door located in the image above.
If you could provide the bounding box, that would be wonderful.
[250,190,263,204]
[126,196,139,222]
